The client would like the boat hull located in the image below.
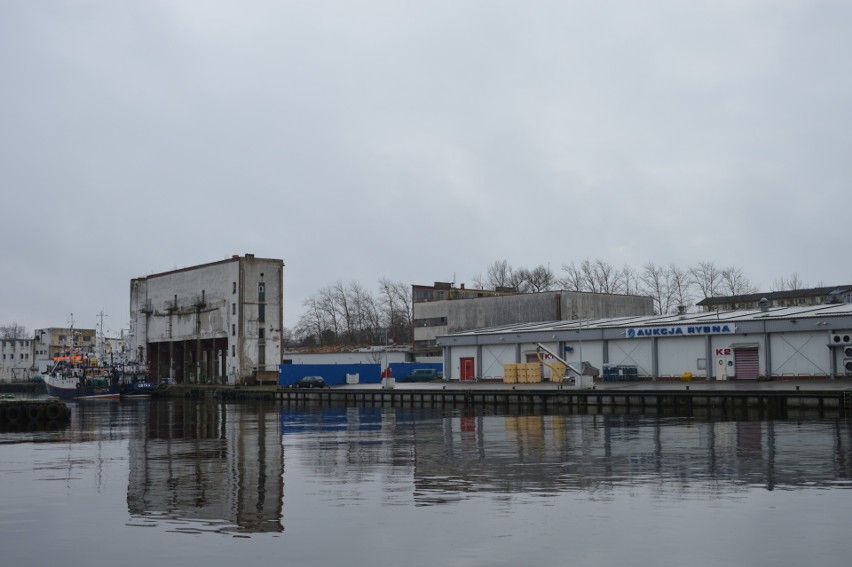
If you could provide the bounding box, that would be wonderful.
[44,375,121,401]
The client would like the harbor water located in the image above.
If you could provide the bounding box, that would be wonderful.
[1,399,850,566]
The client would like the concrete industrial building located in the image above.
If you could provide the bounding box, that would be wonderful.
[1,338,33,382]
[33,327,97,374]
[438,302,852,381]
[129,254,284,385]
[413,282,654,358]
[697,285,852,312]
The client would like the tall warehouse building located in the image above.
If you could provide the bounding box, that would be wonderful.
[129,254,284,385]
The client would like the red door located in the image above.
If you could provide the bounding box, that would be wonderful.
[460,357,475,381]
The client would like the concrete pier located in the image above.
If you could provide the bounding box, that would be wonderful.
[161,379,852,418]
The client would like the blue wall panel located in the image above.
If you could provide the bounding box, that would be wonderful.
[387,362,443,380]
[278,363,382,386]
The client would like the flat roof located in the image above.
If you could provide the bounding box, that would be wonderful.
[446,303,852,337]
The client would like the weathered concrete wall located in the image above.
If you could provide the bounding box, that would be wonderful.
[129,255,284,383]
[443,291,653,334]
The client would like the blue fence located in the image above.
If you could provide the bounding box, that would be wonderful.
[278,362,444,386]
[278,363,382,387]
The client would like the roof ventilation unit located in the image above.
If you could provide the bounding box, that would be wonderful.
[830,332,852,345]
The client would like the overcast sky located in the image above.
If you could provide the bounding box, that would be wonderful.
[2,0,851,336]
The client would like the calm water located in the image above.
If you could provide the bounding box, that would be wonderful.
[1,399,850,567]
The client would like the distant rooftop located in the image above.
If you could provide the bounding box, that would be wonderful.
[696,285,852,307]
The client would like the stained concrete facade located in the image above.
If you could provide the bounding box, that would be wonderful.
[414,288,654,357]
[1,338,33,382]
[129,254,284,385]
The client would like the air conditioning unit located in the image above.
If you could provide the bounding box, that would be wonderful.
[845,346,852,357]
[830,332,852,345]
[844,358,852,375]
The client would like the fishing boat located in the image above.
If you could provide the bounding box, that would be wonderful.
[118,363,156,398]
[44,354,121,401]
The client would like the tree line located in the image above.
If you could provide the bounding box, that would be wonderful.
[292,259,810,348]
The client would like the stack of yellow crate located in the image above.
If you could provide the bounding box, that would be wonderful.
[503,364,518,384]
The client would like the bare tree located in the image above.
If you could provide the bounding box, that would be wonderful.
[526,265,558,292]
[295,296,330,345]
[689,261,723,299]
[640,263,674,315]
[378,278,413,343]
[772,272,807,291]
[485,259,514,289]
[720,266,757,296]
[0,322,29,339]
[594,259,624,294]
[621,265,641,296]
[668,264,694,311]
[559,262,584,291]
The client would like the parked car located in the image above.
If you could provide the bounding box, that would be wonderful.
[294,376,327,389]
[401,368,441,382]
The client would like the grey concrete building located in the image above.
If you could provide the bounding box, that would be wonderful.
[129,254,284,385]
[413,282,654,358]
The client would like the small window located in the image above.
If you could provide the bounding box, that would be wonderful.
[258,303,265,322]
[259,328,265,339]
[231,345,235,357]
[233,282,237,294]
[232,324,236,336]
[232,303,236,315]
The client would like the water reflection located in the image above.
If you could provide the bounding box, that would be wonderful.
[279,406,852,508]
[6,400,849,536]
[128,400,283,534]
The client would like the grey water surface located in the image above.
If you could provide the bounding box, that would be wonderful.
[1,400,850,567]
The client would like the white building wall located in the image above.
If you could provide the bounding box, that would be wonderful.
[769,332,831,377]
[713,334,766,378]
[481,344,517,379]
[561,340,605,373]
[1,339,32,382]
[657,336,706,378]
[449,346,478,380]
[608,339,654,376]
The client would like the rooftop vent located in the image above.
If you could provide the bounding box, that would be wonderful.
[758,297,770,312]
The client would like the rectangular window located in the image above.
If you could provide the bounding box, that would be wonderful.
[233,282,237,294]
[232,324,236,336]
[258,344,266,366]
[259,328,265,339]
[231,345,235,357]
[232,303,236,315]
[258,282,265,302]
[258,303,265,322]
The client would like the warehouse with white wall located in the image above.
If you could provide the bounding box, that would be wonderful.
[438,303,852,381]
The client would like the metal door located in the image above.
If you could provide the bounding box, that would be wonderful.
[460,357,475,381]
[733,348,759,380]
